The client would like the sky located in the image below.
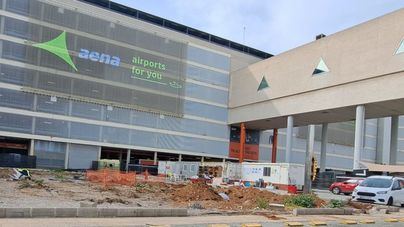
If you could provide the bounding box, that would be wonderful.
[114,0,404,55]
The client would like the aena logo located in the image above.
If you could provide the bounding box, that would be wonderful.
[33,31,120,70]
[78,49,120,67]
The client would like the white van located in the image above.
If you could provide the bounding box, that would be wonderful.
[352,176,404,206]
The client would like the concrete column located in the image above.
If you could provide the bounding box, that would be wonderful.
[304,125,315,193]
[178,154,182,162]
[28,139,35,156]
[271,129,278,163]
[97,147,101,160]
[376,117,391,164]
[64,143,70,170]
[390,116,399,165]
[286,116,294,163]
[320,123,328,172]
[126,149,131,172]
[239,123,246,163]
[153,152,158,165]
[222,158,226,164]
[353,105,365,170]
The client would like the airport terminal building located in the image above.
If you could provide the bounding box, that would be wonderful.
[0,0,403,171]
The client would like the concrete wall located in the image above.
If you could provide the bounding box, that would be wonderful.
[229,9,404,125]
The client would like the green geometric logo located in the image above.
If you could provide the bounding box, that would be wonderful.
[312,57,329,75]
[33,31,77,71]
[257,76,269,91]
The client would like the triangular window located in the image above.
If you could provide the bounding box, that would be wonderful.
[312,58,329,75]
[257,76,269,91]
[395,40,404,55]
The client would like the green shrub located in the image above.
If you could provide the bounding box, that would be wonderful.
[284,194,316,208]
[256,197,269,209]
[52,169,66,180]
[327,199,344,208]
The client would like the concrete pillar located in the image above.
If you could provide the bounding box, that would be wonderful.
[304,125,315,193]
[178,154,182,162]
[320,123,328,172]
[64,143,70,169]
[353,105,365,170]
[97,147,101,160]
[286,116,294,163]
[390,116,399,165]
[28,139,35,156]
[376,117,391,164]
[239,123,246,163]
[271,129,278,163]
[222,158,226,164]
[201,156,205,163]
[126,149,131,172]
[153,151,158,165]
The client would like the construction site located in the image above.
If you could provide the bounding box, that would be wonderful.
[0,164,373,215]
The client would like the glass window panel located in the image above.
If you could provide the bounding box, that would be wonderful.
[35,117,68,137]
[36,95,69,115]
[42,4,77,29]
[102,126,130,144]
[37,72,72,94]
[130,130,157,147]
[185,82,228,105]
[0,112,32,133]
[5,0,42,19]
[71,101,102,120]
[70,122,100,141]
[105,107,130,124]
[184,100,227,122]
[187,46,230,71]
[186,65,229,87]
[0,64,35,86]
[0,88,34,110]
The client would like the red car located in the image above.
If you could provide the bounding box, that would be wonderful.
[329,179,364,195]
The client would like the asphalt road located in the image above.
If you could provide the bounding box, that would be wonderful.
[313,189,352,201]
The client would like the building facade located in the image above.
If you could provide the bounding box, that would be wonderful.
[0,0,265,169]
[0,0,402,171]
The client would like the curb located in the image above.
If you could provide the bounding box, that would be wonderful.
[293,208,353,216]
[0,207,187,218]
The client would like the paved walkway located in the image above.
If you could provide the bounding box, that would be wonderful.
[1,211,404,227]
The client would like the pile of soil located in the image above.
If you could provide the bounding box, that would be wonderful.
[170,182,326,211]
[0,168,12,179]
[171,182,221,202]
[212,187,288,210]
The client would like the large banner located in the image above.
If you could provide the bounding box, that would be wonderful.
[229,126,260,160]
[1,8,187,116]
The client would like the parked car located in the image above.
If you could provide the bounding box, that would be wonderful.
[329,178,363,195]
[352,176,404,206]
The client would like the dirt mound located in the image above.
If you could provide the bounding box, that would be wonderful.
[170,183,326,211]
[171,182,221,202]
[213,187,288,210]
[0,168,12,179]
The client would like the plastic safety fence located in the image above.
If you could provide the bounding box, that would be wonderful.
[85,169,136,187]
[135,171,166,183]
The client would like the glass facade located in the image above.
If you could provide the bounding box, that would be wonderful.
[0,0,232,165]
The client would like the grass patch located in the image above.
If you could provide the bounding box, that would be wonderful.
[327,199,344,208]
[256,197,269,209]
[284,194,316,208]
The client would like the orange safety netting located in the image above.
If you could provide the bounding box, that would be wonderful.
[86,169,136,187]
